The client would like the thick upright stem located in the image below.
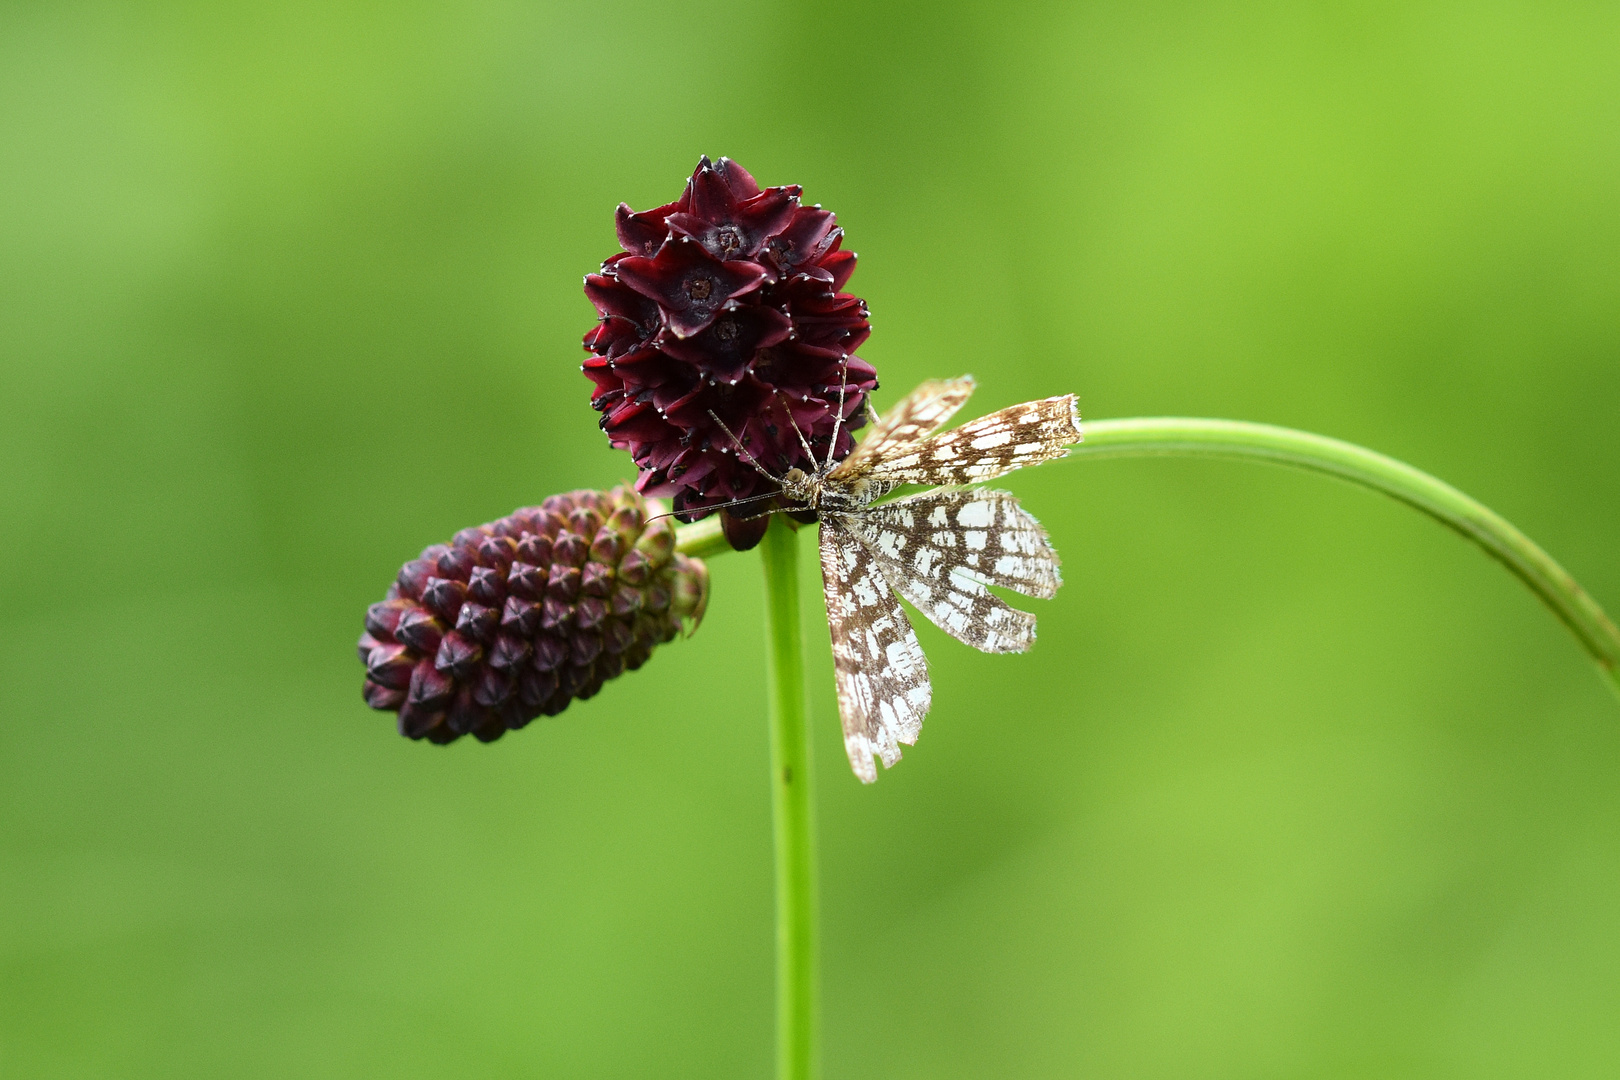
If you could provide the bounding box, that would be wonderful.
[1073,418,1620,700]
[759,516,818,1080]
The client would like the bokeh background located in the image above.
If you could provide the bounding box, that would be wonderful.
[3,1,1618,1076]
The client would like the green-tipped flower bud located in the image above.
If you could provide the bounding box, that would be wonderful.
[359,486,707,744]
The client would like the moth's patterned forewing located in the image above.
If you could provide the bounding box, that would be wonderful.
[858,395,1083,489]
[819,518,931,784]
[827,376,977,482]
[837,488,1061,653]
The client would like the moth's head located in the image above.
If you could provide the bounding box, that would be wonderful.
[780,467,813,501]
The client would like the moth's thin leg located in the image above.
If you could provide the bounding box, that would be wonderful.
[823,351,851,472]
[707,409,782,483]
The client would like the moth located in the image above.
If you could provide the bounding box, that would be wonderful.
[713,376,1082,782]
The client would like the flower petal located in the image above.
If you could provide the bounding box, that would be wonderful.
[615,238,767,338]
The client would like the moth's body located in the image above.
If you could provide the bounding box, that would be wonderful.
[778,466,892,514]
[731,375,1082,782]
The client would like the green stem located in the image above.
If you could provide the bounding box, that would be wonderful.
[758,516,818,1080]
[1073,418,1620,700]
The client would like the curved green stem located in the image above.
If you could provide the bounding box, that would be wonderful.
[1073,418,1620,700]
[758,516,818,1080]
[676,417,1620,701]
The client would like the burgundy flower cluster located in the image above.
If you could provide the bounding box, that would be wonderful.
[582,156,877,523]
[359,488,707,744]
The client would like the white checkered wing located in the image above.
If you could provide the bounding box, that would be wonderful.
[819,516,932,783]
[859,394,1082,488]
[843,488,1061,653]
[828,376,977,481]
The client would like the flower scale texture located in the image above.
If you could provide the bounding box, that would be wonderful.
[359,487,707,744]
[582,156,878,521]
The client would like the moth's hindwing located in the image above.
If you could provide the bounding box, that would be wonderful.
[844,488,1059,653]
[860,394,1082,488]
[819,516,932,784]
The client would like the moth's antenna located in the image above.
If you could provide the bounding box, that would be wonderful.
[774,392,817,463]
[707,409,780,483]
[644,489,798,524]
[823,352,851,472]
[656,503,809,527]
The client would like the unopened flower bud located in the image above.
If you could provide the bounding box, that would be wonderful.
[359,486,708,743]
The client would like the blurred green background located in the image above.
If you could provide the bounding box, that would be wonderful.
[3,1,1618,1076]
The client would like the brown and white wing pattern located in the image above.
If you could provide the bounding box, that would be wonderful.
[828,376,977,481]
[843,488,1061,653]
[860,394,1082,489]
[819,515,932,783]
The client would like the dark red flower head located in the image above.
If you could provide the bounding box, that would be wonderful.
[583,157,877,521]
